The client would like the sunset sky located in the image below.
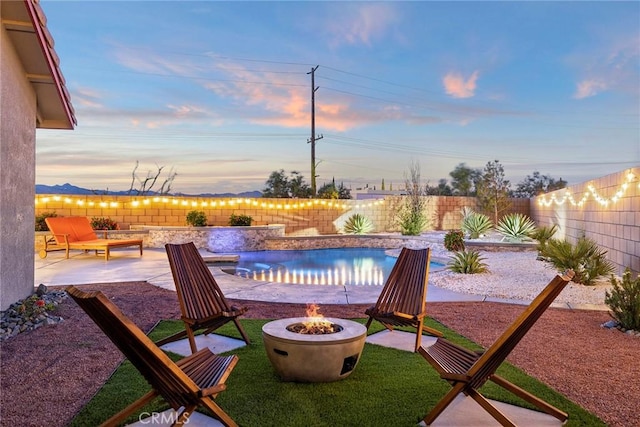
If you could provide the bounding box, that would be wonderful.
[36,1,639,195]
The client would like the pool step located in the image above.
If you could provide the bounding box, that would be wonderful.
[202,254,240,263]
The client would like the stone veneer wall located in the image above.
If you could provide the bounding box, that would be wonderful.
[530,167,640,276]
[136,225,286,252]
[35,195,530,235]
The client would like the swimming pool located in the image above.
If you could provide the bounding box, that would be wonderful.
[225,248,442,286]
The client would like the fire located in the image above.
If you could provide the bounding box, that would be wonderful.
[306,303,322,318]
[286,303,342,334]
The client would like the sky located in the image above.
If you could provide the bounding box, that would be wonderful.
[36,1,640,195]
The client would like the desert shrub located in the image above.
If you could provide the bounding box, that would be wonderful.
[460,208,493,239]
[343,213,373,235]
[228,213,253,226]
[605,268,640,331]
[495,213,537,242]
[186,210,207,227]
[530,224,559,258]
[35,211,57,231]
[447,250,489,274]
[540,237,615,285]
[90,217,118,230]
[398,208,428,236]
[443,230,465,252]
[604,268,640,331]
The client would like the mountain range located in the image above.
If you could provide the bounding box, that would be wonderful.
[35,183,262,198]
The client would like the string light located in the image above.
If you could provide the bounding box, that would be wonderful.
[33,195,385,211]
[538,169,638,208]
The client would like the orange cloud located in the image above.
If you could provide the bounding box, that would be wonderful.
[443,71,479,98]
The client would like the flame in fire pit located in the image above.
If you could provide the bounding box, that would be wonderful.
[285,303,343,334]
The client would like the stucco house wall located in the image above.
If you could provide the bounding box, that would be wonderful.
[1,0,75,311]
[0,25,38,310]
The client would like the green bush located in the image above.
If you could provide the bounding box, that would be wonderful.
[186,210,207,227]
[228,213,253,226]
[443,230,465,252]
[530,224,559,257]
[495,213,537,242]
[90,217,118,230]
[399,209,427,236]
[605,268,640,331]
[35,211,57,231]
[343,213,373,234]
[447,250,489,274]
[460,208,493,239]
[540,237,615,285]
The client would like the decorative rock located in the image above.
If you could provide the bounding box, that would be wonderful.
[0,290,67,341]
[601,320,619,329]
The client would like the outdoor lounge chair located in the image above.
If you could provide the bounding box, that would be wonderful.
[364,247,443,352]
[43,216,143,261]
[66,285,239,427]
[418,270,575,426]
[156,242,250,354]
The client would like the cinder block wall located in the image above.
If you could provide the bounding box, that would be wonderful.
[35,195,530,235]
[530,167,640,275]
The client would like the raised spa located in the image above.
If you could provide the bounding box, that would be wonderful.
[262,317,367,383]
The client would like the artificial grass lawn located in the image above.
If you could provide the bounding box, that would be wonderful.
[71,318,605,427]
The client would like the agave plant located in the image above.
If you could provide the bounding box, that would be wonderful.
[447,250,489,274]
[495,213,537,242]
[460,209,493,239]
[343,213,374,235]
[540,237,615,285]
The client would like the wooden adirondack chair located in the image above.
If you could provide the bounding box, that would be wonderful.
[66,286,238,427]
[418,270,575,426]
[156,242,250,354]
[365,247,443,352]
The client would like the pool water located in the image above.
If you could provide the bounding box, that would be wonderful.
[227,248,442,286]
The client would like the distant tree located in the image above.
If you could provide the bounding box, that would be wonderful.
[381,178,385,190]
[426,178,453,196]
[127,161,177,196]
[262,169,290,197]
[317,178,351,199]
[476,160,511,224]
[449,163,481,196]
[262,170,312,198]
[513,171,567,198]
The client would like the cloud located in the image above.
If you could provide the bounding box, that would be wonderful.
[326,3,400,47]
[574,79,608,99]
[443,71,479,98]
[568,32,640,99]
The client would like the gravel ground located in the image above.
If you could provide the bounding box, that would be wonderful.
[430,250,612,306]
[0,251,638,426]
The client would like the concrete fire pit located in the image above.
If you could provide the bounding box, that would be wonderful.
[262,317,367,383]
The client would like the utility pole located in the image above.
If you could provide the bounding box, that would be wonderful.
[307,65,323,196]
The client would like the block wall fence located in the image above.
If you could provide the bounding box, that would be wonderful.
[531,167,640,276]
[34,195,530,235]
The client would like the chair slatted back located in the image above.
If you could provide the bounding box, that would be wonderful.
[66,286,201,409]
[373,247,430,316]
[467,271,574,389]
[165,242,232,321]
[45,216,98,243]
